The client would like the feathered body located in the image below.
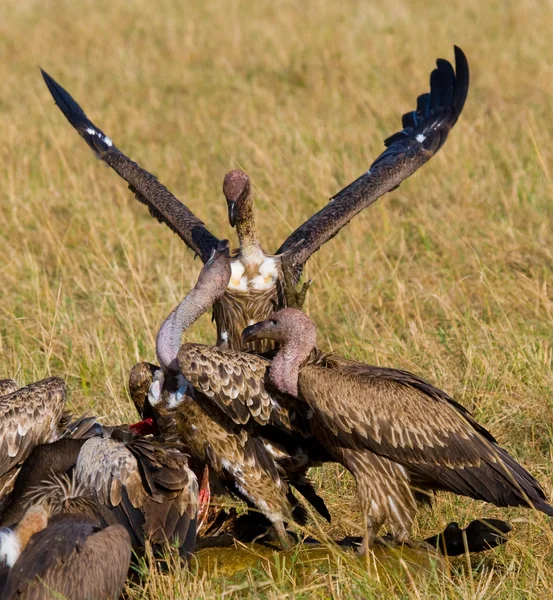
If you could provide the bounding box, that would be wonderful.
[144,350,328,546]
[0,378,95,513]
[213,251,283,354]
[0,475,131,600]
[0,426,198,557]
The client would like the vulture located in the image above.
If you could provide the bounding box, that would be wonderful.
[0,424,198,558]
[41,46,469,353]
[0,474,131,600]
[138,240,330,547]
[238,308,553,552]
[0,377,98,513]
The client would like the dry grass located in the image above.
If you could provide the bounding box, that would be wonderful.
[2,0,553,597]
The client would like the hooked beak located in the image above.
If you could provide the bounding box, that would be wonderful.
[242,321,267,344]
[228,201,237,228]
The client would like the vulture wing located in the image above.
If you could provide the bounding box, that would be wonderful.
[299,360,553,513]
[0,378,66,478]
[177,344,292,429]
[41,70,220,264]
[75,435,198,550]
[277,47,469,275]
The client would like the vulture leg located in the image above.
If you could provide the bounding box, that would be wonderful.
[342,450,417,553]
[271,518,294,549]
[282,270,311,310]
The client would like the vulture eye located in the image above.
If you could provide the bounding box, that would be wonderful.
[270,319,278,326]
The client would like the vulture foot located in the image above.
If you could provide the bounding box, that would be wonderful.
[282,270,311,310]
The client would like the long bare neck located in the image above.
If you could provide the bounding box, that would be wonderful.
[270,330,316,397]
[16,505,48,552]
[156,287,211,370]
[235,197,258,252]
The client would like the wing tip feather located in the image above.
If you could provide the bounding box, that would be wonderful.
[41,69,115,154]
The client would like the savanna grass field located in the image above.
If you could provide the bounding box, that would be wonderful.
[2,0,553,597]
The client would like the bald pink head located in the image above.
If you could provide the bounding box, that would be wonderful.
[242,308,316,397]
[223,170,252,230]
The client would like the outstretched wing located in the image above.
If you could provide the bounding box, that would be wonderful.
[0,378,66,478]
[41,70,220,263]
[177,344,293,430]
[277,46,469,274]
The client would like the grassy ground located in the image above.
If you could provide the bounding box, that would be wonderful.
[2,0,553,597]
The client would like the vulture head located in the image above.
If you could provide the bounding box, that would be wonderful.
[223,169,251,229]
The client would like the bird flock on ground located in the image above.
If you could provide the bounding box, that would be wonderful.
[0,46,549,599]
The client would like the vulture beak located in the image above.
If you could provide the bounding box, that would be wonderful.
[242,321,267,344]
[228,201,237,228]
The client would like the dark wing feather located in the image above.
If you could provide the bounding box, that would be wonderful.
[300,356,488,465]
[2,515,97,597]
[41,69,220,263]
[75,436,146,508]
[75,435,198,548]
[60,414,104,439]
[178,344,293,429]
[0,378,67,478]
[0,438,87,527]
[277,47,469,274]
[300,358,553,513]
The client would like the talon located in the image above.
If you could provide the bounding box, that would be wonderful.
[283,270,311,309]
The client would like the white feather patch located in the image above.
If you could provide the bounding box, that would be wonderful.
[259,256,278,278]
[17,422,31,437]
[388,495,403,524]
[251,256,278,291]
[415,134,426,143]
[264,442,276,456]
[147,370,165,407]
[85,127,113,147]
[0,529,21,567]
[228,261,248,291]
[166,375,189,409]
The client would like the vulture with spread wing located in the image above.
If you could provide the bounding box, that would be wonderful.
[41,47,469,353]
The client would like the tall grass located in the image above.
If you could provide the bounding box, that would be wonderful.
[2,0,553,597]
